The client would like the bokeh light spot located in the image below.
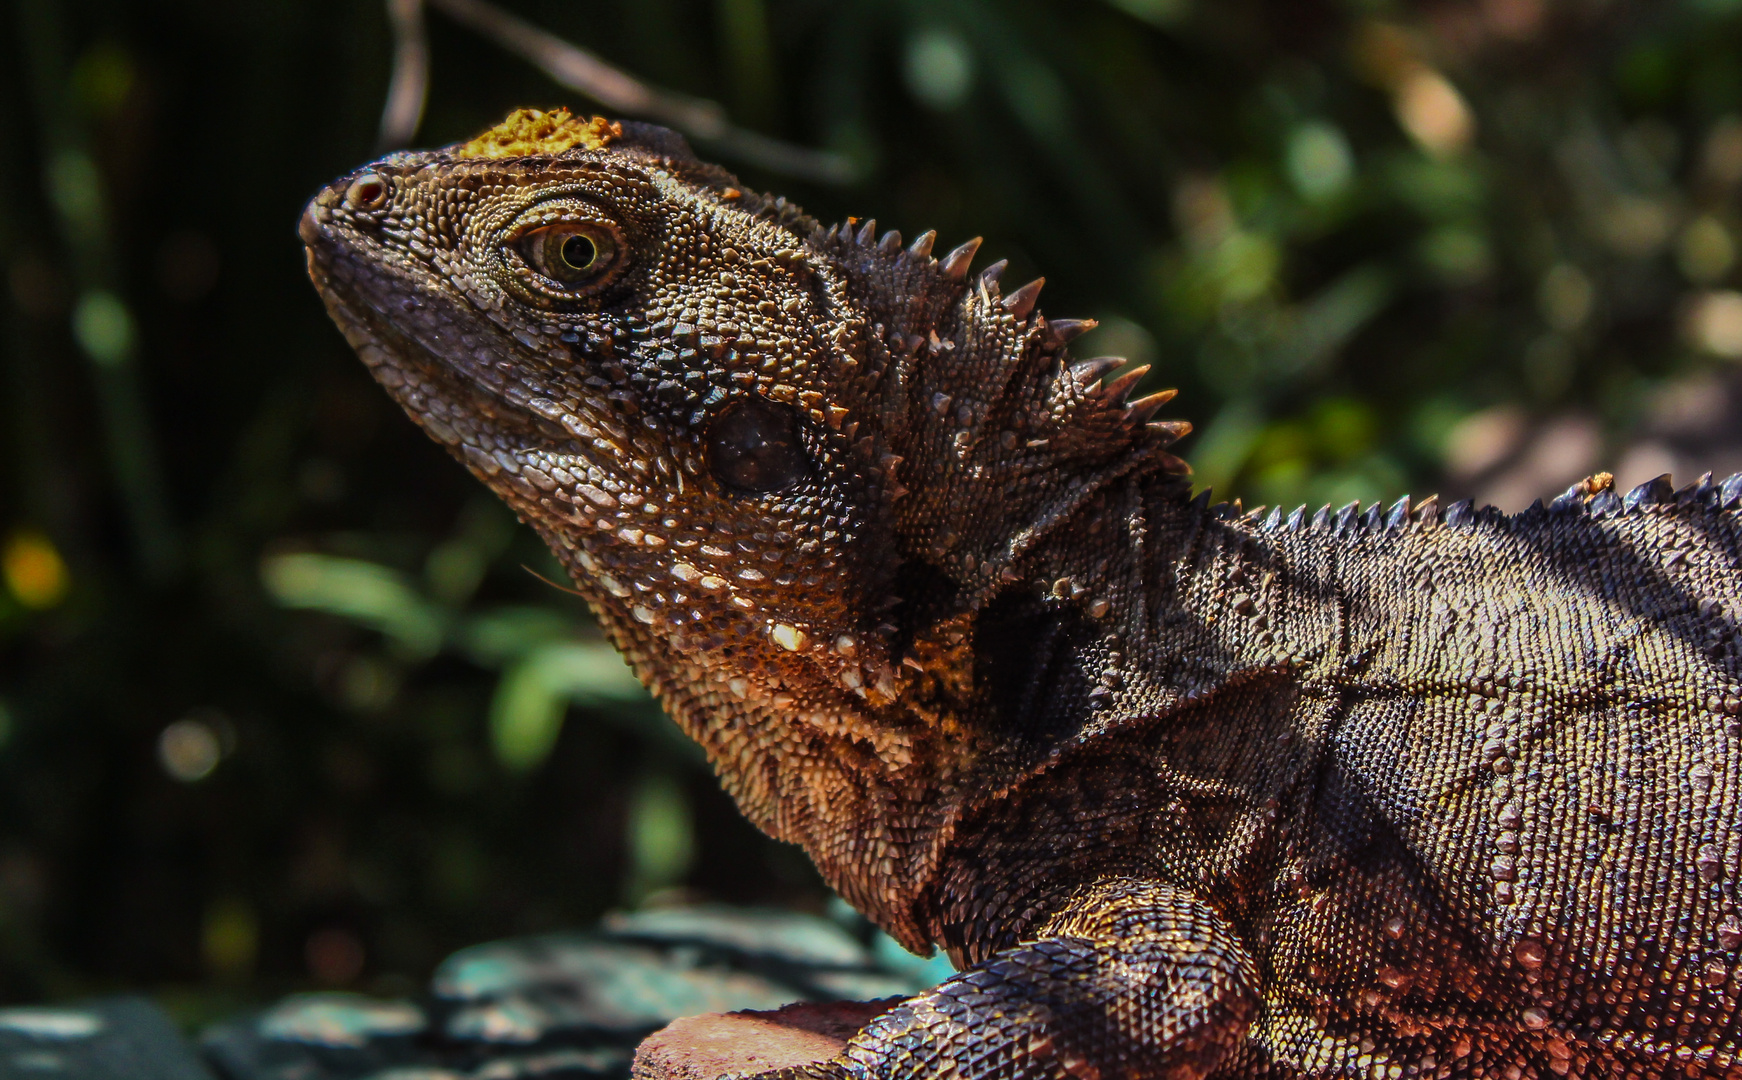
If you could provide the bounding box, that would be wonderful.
[1395,69,1474,157]
[1703,117,1742,187]
[1311,398,1378,464]
[71,290,135,368]
[71,42,135,118]
[306,927,366,985]
[1600,197,1673,258]
[203,897,259,980]
[1687,289,1742,358]
[904,29,974,110]
[1539,264,1595,332]
[1444,406,1526,480]
[1208,232,1279,303]
[159,717,222,782]
[2,532,69,610]
[1419,225,1491,284]
[1286,121,1354,200]
[1678,216,1735,283]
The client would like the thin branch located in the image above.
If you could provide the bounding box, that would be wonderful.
[378,0,430,150]
[710,126,858,188]
[422,0,857,184]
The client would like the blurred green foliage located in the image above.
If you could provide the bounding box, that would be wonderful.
[4,0,1742,1017]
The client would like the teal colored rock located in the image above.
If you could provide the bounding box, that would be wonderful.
[199,906,940,1080]
[0,998,214,1080]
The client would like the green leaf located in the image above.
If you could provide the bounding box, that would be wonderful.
[260,553,445,660]
[459,606,578,667]
[489,641,649,771]
[625,772,696,902]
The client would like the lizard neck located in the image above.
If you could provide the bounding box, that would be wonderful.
[958,477,1307,775]
[914,479,1342,958]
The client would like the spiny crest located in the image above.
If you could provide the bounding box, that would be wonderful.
[1209,469,1742,539]
[814,218,1190,447]
[814,219,1194,583]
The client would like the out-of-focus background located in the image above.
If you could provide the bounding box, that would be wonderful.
[2,0,1741,1020]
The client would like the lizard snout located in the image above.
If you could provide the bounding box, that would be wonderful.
[297,198,325,248]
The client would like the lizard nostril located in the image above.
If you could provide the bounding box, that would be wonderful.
[345,174,388,210]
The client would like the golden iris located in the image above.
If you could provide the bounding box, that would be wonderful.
[522,223,620,289]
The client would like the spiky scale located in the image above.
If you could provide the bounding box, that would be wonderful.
[1624,473,1673,510]
[1549,486,1581,513]
[1100,366,1150,403]
[940,237,982,279]
[1002,278,1044,318]
[1124,391,1176,425]
[1069,357,1123,387]
[1445,499,1474,527]
[1146,420,1190,443]
[1046,318,1096,344]
[1722,471,1742,508]
[1385,495,1410,529]
[1361,503,1383,530]
[1336,501,1359,531]
[979,259,1009,287]
[1677,472,1715,505]
[908,230,937,259]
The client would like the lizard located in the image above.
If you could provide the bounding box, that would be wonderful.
[300,107,1742,1078]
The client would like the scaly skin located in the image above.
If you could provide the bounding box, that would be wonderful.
[301,109,1742,1078]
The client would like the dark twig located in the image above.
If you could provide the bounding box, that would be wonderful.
[378,0,431,149]
[421,0,857,184]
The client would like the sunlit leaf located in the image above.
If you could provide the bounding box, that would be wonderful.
[261,553,445,659]
[624,772,695,902]
[489,641,649,771]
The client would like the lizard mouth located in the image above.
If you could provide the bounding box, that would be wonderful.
[300,192,601,479]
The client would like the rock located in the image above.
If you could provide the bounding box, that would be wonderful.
[0,998,216,1080]
[631,1000,895,1080]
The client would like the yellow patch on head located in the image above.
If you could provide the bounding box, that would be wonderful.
[455,108,622,159]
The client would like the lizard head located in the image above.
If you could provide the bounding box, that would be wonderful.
[300,108,1189,927]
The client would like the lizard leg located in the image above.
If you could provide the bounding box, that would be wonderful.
[739,879,1259,1080]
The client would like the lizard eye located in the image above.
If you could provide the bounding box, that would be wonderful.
[520,222,622,291]
[706,397,811,494]
[345,173,389,210]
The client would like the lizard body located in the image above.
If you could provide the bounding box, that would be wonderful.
[301,109,1742,1078]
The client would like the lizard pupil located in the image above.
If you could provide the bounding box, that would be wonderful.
[706,397,811,494]
[560,234,598,271]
